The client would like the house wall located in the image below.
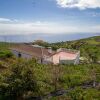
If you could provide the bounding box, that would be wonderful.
[43,56,53,64]
[51,51,80,65]
[11,49,80,65]
[74,51,80,64]
[11,50,33,59]
[60,59,75,65]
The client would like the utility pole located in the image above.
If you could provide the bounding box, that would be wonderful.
[41,47,44,63]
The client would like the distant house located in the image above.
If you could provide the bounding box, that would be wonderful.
[43,48,80,65]
[10,44,80,65]
[10,44,52,63]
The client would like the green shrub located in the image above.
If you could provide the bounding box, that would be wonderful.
[0,59,39,99]
[0,50,13,59]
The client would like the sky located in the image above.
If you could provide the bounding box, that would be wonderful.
[0,0,100,35]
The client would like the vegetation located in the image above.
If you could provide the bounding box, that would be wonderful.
[0,58,100,100]
[0,42,9,50]
[0,42,13,59]
[0,50,13,59]
[33,36,100,63]
[0,36,100,100]
[0,59,39,100]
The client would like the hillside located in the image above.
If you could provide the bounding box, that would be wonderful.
[49,36,100,48]
[0,36,100,100]
[65,36,100,63]
[0,36,100,63]
[33,36,100,63]
[77,36,100,45]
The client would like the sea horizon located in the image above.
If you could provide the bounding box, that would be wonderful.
[0,33,100,43]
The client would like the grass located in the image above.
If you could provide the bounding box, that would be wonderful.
[0,42,9,50]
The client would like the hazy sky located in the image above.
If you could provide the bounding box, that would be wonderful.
[0,0,100,35]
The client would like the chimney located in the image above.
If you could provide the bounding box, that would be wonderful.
[48,47,52,53]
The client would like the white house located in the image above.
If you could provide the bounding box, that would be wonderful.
[43,48,80,65]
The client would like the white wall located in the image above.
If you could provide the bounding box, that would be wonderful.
[45,51,80,65]
[11,50,33,59]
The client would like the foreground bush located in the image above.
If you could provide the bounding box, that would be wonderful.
[0,50,13,59]
[0,59,100,100]
[0,59,39,100]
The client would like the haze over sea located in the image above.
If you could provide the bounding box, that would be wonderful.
[0,33,99,43]
[0,0,100,43]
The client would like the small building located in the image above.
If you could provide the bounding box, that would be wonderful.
[10,44,80,65]
[44,48,80,65]
[10,44,52,63]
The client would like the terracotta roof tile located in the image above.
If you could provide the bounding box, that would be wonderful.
[10,44,52,59]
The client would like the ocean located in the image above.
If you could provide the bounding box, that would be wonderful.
[0,33,100,43]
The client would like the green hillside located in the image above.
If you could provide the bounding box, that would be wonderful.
[34,36,100,63]
[0,42,9,50]
[66,36,100,63]
[49,36,100,49]
[0,36,100,100]
[78,36,100,45]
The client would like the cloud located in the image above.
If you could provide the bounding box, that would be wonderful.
[0,17,79,35]
[0,18,12,22]
[56,0,100,9]
[0,17,18,23]
[92,25,100,31]
[0,22,78,35]
[0,17,100,35]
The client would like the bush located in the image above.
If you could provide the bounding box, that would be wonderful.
[0,59,39,99]
[0,50,13,59]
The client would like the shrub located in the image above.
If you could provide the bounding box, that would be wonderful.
[0,59,39,99]
[0,50,13,59]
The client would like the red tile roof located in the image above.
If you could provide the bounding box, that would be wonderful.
[10,44,52,59]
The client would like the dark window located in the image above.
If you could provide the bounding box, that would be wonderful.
[18,52,21,58]
[41,58,43,63]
